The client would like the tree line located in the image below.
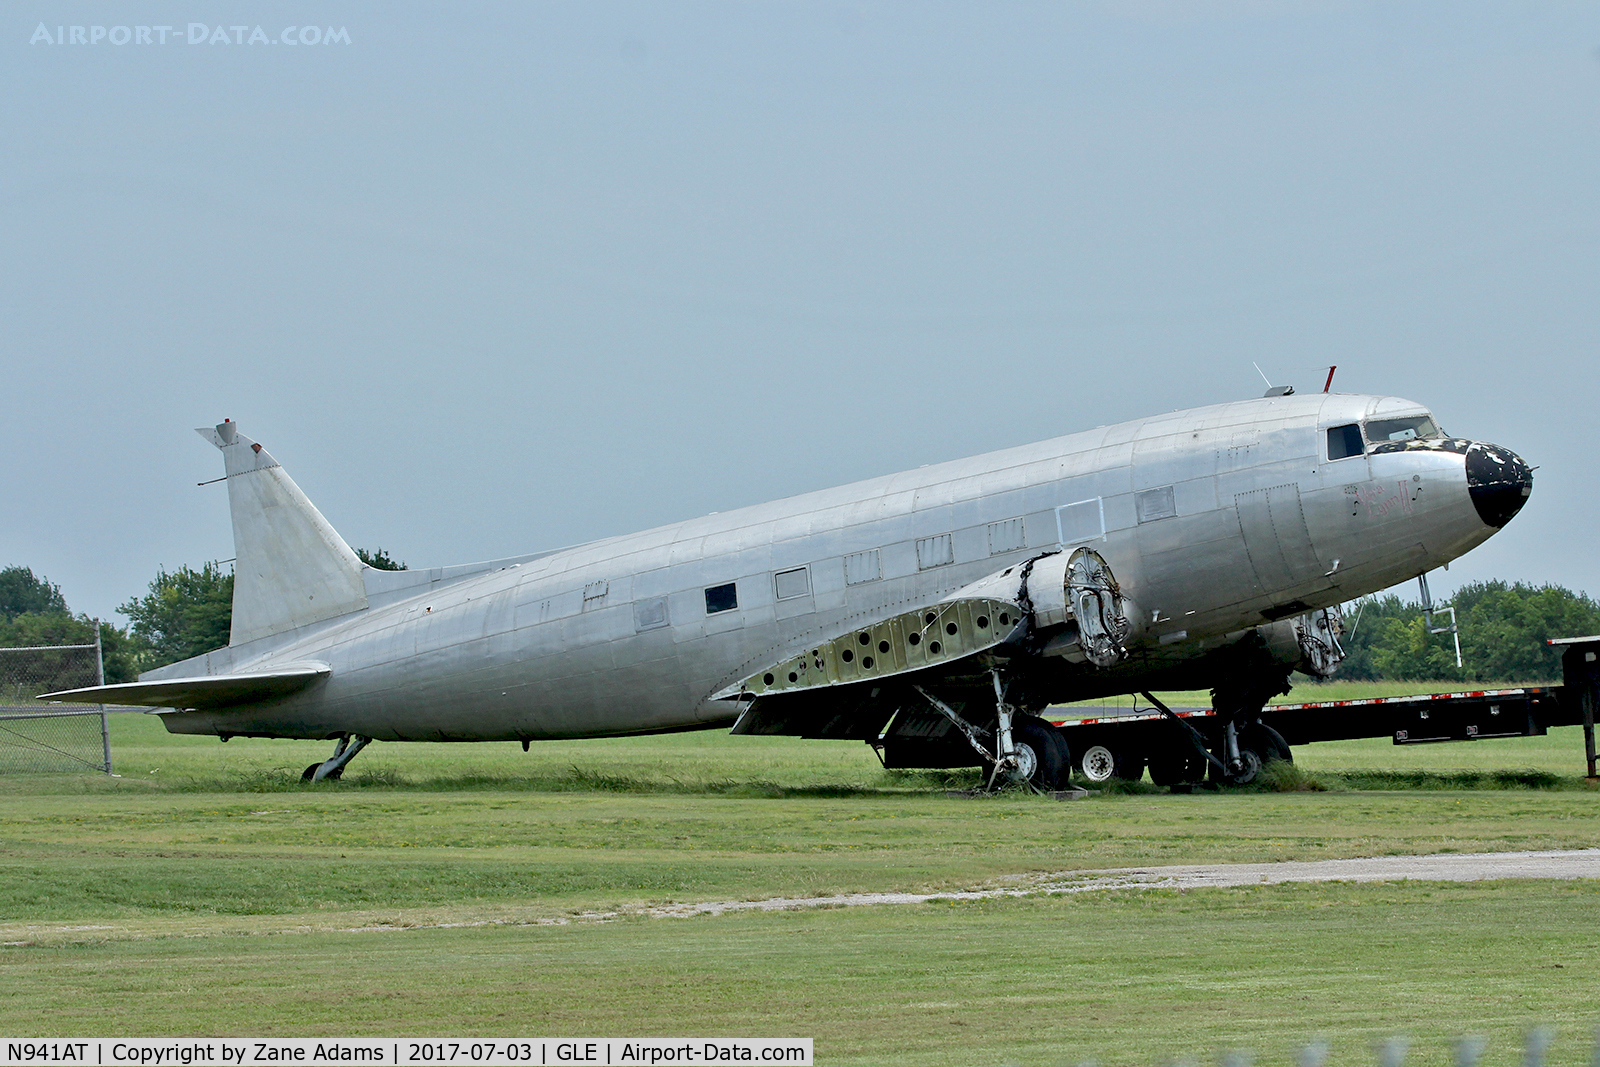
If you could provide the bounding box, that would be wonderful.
[1336,580,1600,684]
[0,548,403,683]
[4,559,1595,685]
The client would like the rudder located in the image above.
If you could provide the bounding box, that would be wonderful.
[197,420,369,646]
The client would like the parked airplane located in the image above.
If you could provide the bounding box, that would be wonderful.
[45,388,1532,788]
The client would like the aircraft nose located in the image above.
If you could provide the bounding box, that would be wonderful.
[1465,442,1533,528]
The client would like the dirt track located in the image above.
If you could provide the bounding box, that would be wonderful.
[640,848,1600,919]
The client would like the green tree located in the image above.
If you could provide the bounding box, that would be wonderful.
[1452,581,1600,681]
[355,547,406,571]
[0,566,143,683]
[0,612,143,686]
[118,563,234,670]
[1339,581,1600,683]
[0,566,69,620]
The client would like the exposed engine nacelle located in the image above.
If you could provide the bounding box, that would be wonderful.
[944,548,1132,668]
[1257,605,1347,679]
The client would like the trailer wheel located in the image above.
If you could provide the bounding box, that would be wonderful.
[1148,747,1206,786]
[1079,744,1145,784]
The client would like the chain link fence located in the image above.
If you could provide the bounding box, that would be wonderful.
[0,632,111,774]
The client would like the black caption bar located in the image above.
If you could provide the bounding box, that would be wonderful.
[1,1041,812,1067]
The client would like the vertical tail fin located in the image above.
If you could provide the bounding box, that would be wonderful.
[197,420,368,646]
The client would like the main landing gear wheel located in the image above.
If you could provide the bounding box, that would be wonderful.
[1219,746,1263,786]
[1211,724,1292,786]
[1254,723,1293,764]
[1009,717,1069,792]
[301,763,342,781]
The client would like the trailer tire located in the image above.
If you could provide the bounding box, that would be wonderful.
[1079,744,1146,784]
[1149,747,1206,786]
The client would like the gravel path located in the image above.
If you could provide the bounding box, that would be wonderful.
[13,849,1596,944]
[630,848,1600,920]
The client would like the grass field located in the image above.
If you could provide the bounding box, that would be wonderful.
[3,686,1599,1065]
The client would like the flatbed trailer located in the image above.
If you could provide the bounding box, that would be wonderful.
[873,638,1600,786]
[1048,677,1591,786]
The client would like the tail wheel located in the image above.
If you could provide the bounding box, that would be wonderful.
[1010,717,1069,791]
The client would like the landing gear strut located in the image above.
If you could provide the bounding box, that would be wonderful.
[912,675,1069,792]
[302,734,372,782]
[1210,670,1294,785]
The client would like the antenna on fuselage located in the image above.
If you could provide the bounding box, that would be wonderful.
[1323,365,1338,392]
[1252,362,1295,398]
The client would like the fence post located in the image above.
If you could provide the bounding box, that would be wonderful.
[94,619,111,775]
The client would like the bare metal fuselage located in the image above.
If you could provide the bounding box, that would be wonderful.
[148,391,1518,742]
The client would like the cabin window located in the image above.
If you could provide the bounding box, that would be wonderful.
[916,534,954,570]
[704,582,738,614]
[1056,498,1104,545]
[1366,415,1443,443]
[634,597,669,631]
[1135,486,1176,523]
[1327,424,1364,460]
[844,550,880,585]
[774,567,810,600]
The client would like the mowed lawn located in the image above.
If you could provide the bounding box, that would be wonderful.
[3,692,1599,1065]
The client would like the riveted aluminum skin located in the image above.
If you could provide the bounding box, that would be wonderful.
[55,392,1528,744]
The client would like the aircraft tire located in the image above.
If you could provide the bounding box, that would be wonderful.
[1214,744,1264,786]
[1254,723,1293,764]
[1011,718,1068,791]
[1039,721,1073,789]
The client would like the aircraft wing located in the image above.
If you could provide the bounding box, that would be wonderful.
[38,662,330,711]
[717,594,1027,739]
[717,547,1132,741]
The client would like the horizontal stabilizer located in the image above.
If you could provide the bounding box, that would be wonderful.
[39,662,330,711]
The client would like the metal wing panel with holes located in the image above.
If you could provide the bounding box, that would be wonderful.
[722,597,1025,739]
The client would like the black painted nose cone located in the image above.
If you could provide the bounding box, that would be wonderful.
[1465,443,1533,528]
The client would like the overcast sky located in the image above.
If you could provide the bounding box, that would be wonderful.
[3,1,1597,624]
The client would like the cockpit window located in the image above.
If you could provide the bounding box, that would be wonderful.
[1365,416,1443,443]
[1326,424,1364,460]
